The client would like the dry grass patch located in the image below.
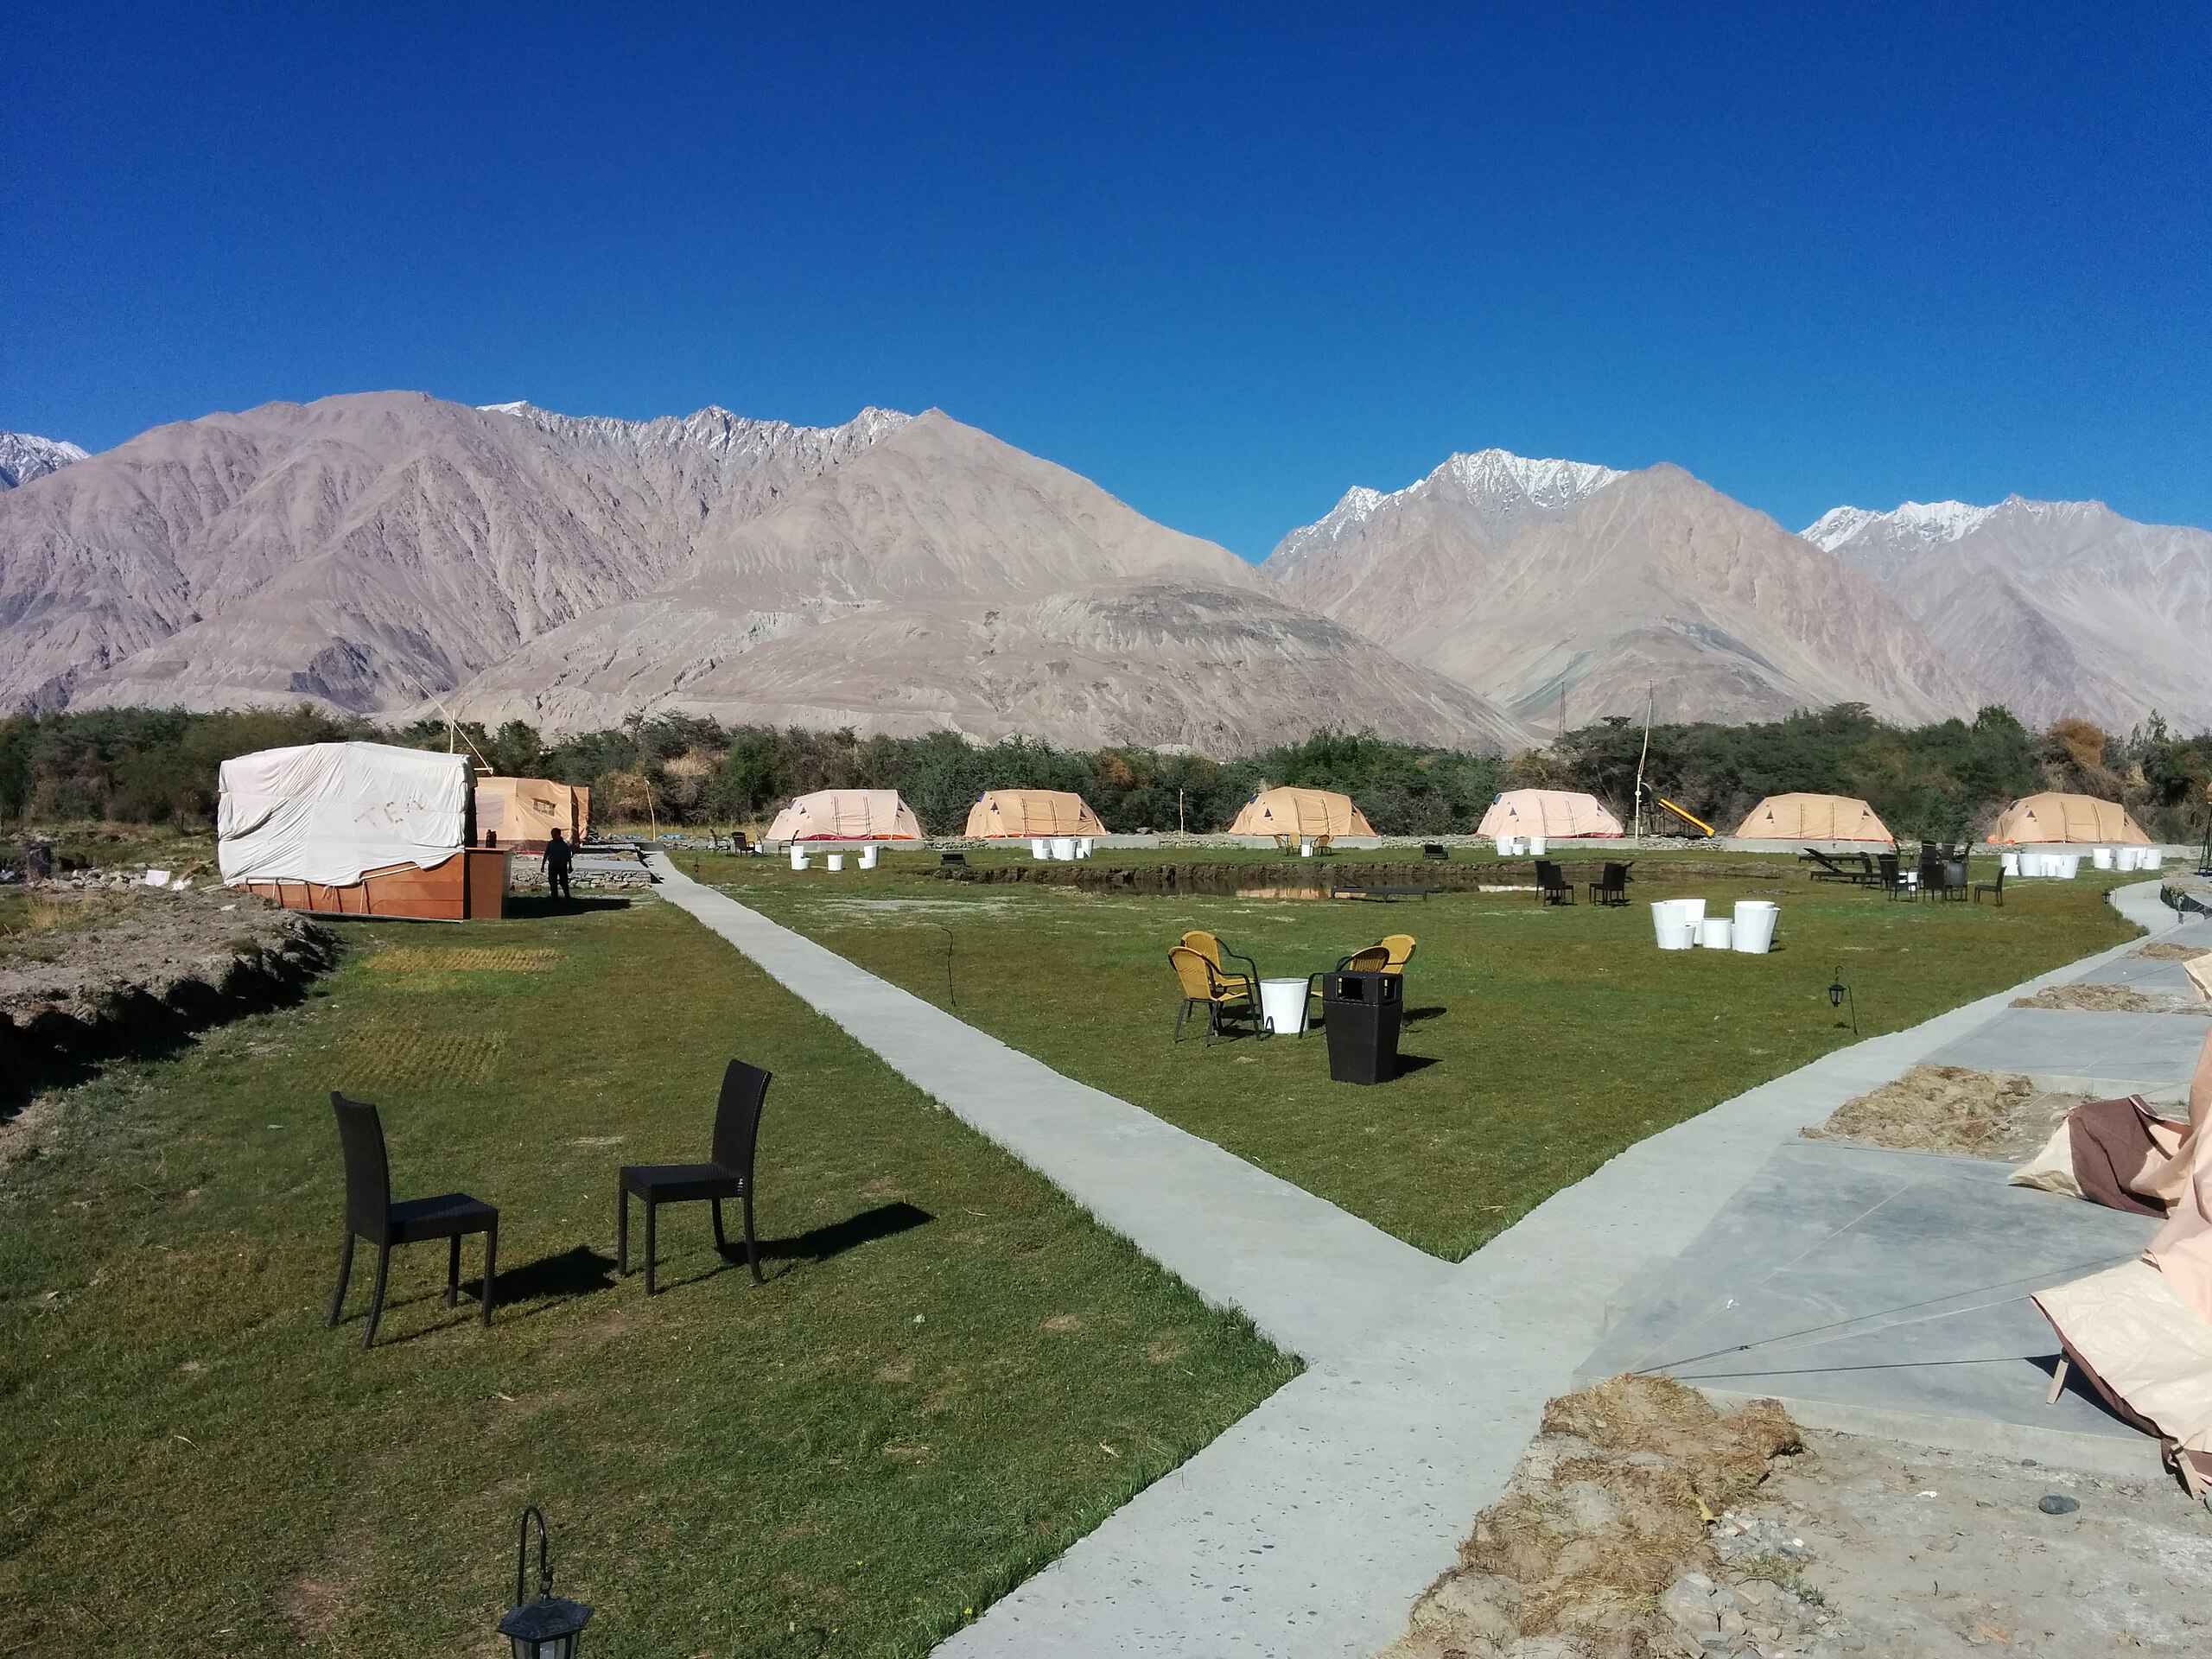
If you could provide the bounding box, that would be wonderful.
[335,1019,506,1086]
[1802,1064,2088,1160]
[2132,940,2212,961]
[2011,981,2199,1013]
[364,946,562,973]
[1381,1376,1804,1659]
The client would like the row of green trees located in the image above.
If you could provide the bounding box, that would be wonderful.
[4,703,2210,842]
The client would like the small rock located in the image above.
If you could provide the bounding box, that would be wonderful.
[2038,1493,2081,1515]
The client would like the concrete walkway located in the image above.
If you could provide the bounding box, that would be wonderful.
[645,860,2195,1657]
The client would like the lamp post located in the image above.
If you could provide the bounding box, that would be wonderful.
[497,1507,594,1659]
[1827,968,1858,1035]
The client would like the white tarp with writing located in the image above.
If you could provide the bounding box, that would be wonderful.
[218,742,471,887]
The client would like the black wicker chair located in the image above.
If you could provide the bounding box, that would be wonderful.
[1588,861,1635,906]
[618,1059,769,1294]
[327,1093,499,1348]
[1535,859,1575,905]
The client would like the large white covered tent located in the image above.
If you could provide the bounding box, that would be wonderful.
[1225,786,1375,839]
[1732,792,1894,843]
[766,789,922,843]
[963,789,1105,839]
[219,742,472,887]
[1476,789,1624,839]
[217,741,504,919]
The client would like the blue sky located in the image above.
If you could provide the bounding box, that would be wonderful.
[4,4,2207,556]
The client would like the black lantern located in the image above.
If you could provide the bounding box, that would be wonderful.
[497,1507,594,1659]
[1827,968,1857,1034]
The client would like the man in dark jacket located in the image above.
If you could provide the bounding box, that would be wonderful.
[544,829,574,900]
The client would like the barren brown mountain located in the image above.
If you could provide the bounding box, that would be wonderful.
[0,392,1532,753]
[1268,449,1978,733]
[1806,497,2212,732]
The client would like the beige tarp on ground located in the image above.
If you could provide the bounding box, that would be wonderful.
[1731,792,1894,843]
[766,789,922,842]
[1476,789,1624,839]
[1992,791,2151,844]
[963,789,1105,838]
[474,776,590,846]
[1225,786,1375,839]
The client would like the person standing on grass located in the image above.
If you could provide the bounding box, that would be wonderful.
[544,828,574,900]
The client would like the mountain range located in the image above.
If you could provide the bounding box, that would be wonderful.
[2,397,2204,748]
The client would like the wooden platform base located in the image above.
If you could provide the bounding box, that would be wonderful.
[242,849,509,921]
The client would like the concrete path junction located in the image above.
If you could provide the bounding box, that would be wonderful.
[643,858,2199,1657]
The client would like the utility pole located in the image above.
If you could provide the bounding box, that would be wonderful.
[1178,787,1185,842]
[1630,684,1654,845]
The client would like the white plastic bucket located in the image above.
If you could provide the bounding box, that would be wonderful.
[1675,897,1707,926]
[1031,838,1049,860]
[2115,847,2139,871]
[1495,836,1516,855]
[2000,851,2018,875]
[826,852,845,872]
[1528,836,1548,855]
[1699,917,1734,950]
[789,849,810,870]
[1651,900,1696,950]
[2092,846,2114,870]
[1051,836,1077,861]
[2056,854,2081,879]
[2145,849,2164,871]
[1077,838,1093,858]
[859,845,879,869]
[1300,840,1313,857]
[1732,900,1778,954]
[1259,977,1309,1036]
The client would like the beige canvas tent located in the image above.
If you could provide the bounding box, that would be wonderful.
[1992,791,2151,844]
[1226,786,1375,839]
[963,789,1105,839]
[474,776,590,849]
[1732,792,1893,843]
[1477,789,1624,839]
[766,789,922,842]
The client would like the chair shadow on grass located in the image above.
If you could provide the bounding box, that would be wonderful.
[1403,1004,1448,1024]
[654,1199,937,1292]
[336,1244,622,1345]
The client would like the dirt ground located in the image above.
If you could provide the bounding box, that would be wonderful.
[2130,942,2212,963]
[1380,1377,2212,1659]
[1802,1065,2085,1161]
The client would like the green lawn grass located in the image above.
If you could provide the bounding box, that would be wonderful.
[0,893,1293,1657]
[707,847,2141,1259]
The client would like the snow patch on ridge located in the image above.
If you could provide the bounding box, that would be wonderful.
[479,400,911,457]
[0,430,89,489]
[1804,499,1998,550]
[1273,448,1619,564]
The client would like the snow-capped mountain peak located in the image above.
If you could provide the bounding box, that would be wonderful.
[1271,448,1619,566]
[0,430,89,489]
[1803,499,1999,551]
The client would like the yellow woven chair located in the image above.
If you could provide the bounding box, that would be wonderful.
[1377,934,1416,974]
[1179,930,1260,999]
[1169,945,1265,1046]
[1336,945,1390,973]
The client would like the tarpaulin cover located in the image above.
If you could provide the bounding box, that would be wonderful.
[1731,792,1894,843]
[1225,786,1376,838]
[1476,788,1624,839]
[218,742,470,887]
[963,789,1105,838]
[1991,791,2151,844]
[766,789,921,842]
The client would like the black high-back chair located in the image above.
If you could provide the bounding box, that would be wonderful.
[1588,861,1635,906]
[618,1060,770,1294]
[327,1094,499,1348]
[1534,859,1575,905]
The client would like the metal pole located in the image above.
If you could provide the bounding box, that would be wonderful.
[1630,684,1653,846]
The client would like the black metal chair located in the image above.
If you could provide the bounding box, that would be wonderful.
[1875,852,1908,899]
[618,1059,769,1294]
[1588,861,1635,906]
[327,1093,499,1348]
[1973,864,2005,906]
[1535,859,1575,905]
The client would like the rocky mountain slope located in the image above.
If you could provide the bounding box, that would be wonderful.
[1268,450,1976,731]
[0,430,87,489]
[0,393,1531,753]
[1805,497,2212,732]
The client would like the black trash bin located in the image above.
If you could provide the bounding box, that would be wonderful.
[1322,969,1402,1084]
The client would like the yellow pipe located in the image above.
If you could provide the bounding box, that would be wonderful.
[1656,798,1715,836]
